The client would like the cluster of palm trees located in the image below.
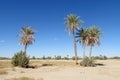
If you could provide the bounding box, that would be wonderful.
[17,14,102,65]
[65,14,102,64]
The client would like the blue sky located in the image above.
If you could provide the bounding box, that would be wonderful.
[0,0,120,58]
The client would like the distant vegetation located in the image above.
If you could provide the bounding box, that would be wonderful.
[0,57,10,60]
[1,55,120,60]
[93,55,107,60]
[110,56,120,59]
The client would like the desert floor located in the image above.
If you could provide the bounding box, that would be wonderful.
[0,60,120,80]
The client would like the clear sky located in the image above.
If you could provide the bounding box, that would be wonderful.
[0,0,120,58]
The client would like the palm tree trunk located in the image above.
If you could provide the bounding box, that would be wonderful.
[24,44,27,57]
[89,44,92,59]
[74,36,78,64]
[83,45,86,59]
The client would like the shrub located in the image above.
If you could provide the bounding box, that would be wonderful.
[32,56,36,59]
[46,56,52,59]
[42,56,46,60]
[80,57,96,67]
[72,56,81,60]
[72,56,75,60]
[11,51,29,68]
[64,57,69,60]
[55,56,61,60]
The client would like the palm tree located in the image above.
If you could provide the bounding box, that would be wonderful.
[88,26,102,59]
[65,14,82,64]
[76,28,89,59]
[18,26,35,57]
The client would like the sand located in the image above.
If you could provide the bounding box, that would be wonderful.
[0,60,120,80]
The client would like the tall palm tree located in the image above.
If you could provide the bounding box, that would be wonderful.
[65,14,82,64]
[88,26,102,59]
[76,28,89,59]
[18,26,35,57]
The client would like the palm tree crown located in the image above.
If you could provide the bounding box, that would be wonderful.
[65,14,82,35]
[88,26,102,46]
[76,28,89,46]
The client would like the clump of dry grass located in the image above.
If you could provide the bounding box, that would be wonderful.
[6,77,43,80]
[0,70,8,75]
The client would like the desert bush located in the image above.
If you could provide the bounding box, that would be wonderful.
[72,56,81,60]
[55,56,61,60]
[42,56,46,60]
[46,56,52,59]
[11,51,29,68]
[64,57,69,60]
[32,56,36,59]
[80,57,96,67]
[72,56,75,60]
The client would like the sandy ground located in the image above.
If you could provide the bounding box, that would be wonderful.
[0,60,120,80]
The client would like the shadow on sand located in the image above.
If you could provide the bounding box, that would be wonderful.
[95,63,105,66]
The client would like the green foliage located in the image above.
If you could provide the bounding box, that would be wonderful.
[46,56,52,59]
[64,57,69,60]
[80,57,96,67]
[110,56,120,59]
[0,57,10,60]
[11,51,29,68]
[72,56,75,60]
[42,56,46,60]
[72,56,81,60]
[32,56,36,59]
[94,55,107,60]
[55,56,61,60]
